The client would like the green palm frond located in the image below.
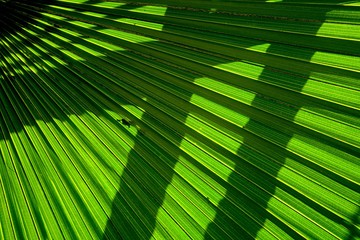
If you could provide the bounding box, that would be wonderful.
[1,0,359,239]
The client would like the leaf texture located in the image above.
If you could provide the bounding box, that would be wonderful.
[0,0,359,239]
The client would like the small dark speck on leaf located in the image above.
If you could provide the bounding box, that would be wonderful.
[118,118,131,128]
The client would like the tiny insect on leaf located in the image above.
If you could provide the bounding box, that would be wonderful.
[120,118,131,128]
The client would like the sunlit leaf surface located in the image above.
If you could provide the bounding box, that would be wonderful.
[1,0,359,239]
